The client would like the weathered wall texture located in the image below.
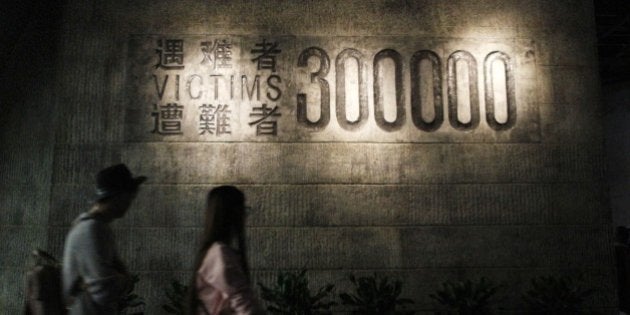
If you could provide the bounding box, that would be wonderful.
[604,82,630,227]
[0,0,612,313]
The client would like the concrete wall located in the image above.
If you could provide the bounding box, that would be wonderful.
[0,1,61,312]
[604,82,630,227]
[0,0,613,313]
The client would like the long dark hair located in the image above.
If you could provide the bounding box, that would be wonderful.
[186,185,250,314]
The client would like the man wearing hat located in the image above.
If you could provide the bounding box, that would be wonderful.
[62,164,146,314]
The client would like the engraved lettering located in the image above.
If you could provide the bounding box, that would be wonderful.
[210,74,223,100]
[175,74,180,101]
[155,39,184,70]
[186,75,203,100]
[249,103,282,136]
[152,103,184,135]
[199,104,231,136]
[153,75,168,100]
[230,75,235,100]
[336,48,368,131]
[241,75,261,101]
[411,50,443,131]
[297,47,330,130]
[266,75,282,101]
[201,39,233,69]
[373,49,405,131]
[485,51,516,130]
[447,50,479,130]
[251,39,282,72]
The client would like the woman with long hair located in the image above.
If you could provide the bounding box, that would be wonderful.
[186,186,264,315]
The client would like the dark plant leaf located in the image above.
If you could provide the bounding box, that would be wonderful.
[258,269,336,314]
[339,273,415,314]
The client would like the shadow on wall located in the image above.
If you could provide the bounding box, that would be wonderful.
[603,82,630,226]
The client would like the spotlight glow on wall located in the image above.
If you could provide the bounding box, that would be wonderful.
[125,35,539,143]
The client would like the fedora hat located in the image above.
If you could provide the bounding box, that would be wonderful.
[95,164,147,200]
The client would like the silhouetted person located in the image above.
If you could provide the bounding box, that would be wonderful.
[62,164,146,314]
[616,226,630,314]
[186,186,264,315]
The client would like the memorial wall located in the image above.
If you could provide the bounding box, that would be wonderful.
[0,0,613,313]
